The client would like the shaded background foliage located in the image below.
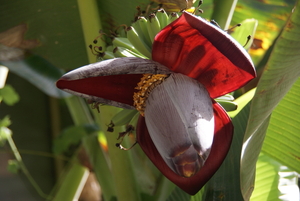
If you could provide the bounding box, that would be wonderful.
[0,0,299,200]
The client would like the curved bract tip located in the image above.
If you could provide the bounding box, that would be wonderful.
[152,11,256,99]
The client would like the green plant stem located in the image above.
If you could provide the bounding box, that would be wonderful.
[52,159,90,201]
[6,134,50,200]
[76,1,141,200]
[211,0,238,29]
[49,97,65,179]
[65,96,93,125]
[81,135,116,200]
[50,96,92,201]
[65,96,116,201]
[77,0,105,63]
[77,1,141,200]
[153,175,175,201]
[93,106,141,201]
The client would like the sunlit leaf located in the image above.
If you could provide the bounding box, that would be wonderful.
[230,19,258,50]
[262,78,300,172]
[232,0,296,64]
[251,153,300,201]
[228,88,256,118]
[240,1,300,199]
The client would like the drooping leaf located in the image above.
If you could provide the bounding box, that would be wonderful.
[240,1,300,199]
[1,54,69,98]
[262,78,300,172]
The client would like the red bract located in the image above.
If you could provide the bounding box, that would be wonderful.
[56,11,256,195]
[138,101,233,195]
[152,12,255,99]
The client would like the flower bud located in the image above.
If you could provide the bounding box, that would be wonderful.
[145,73,214,177]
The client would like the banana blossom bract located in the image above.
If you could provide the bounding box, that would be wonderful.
[56,12,256,195]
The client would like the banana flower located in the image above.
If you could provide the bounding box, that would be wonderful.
[56,12,256,195]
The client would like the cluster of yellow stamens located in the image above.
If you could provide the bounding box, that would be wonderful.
[133,74,169,116]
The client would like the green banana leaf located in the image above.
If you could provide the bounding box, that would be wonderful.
[240,0,300,199]
[232,0,296,65]
[1,0,299,201]
[0,55,69,98]
[262,78,300,172]
[251,153,299,201]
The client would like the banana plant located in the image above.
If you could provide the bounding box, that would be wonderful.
[0,0,299,201]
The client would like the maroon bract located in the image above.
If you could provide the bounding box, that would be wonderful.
[56,12,256,195]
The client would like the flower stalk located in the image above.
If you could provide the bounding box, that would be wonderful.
[92,106,141,201]
[62,96,116,201]
[76,1,142,200]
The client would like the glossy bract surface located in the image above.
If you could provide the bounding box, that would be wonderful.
[145,73,214,178]
[56,11,256,195]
